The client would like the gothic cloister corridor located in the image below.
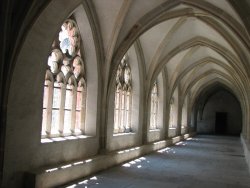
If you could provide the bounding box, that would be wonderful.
[63,135,250,188]
[3,0,250,187]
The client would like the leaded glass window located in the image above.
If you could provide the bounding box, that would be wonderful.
[41,19,86,139]
[114,55,132,133]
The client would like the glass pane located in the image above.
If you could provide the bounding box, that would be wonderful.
[169,105,173,128]
[115,91,120,109]
[64,110,71,133]
[121,92,125,110]
[114,109,119,130]
[75,111,81,130]
[125,110,130,129]
[76,90,82,111]
[65,89,73,110]
[121,108,124,128]
[126,93,130,110]
[150,101,153,114]
[51,109,60,133]
[53,87,61,108]
[154,114,157,128]
[59,20,80,57]
[76,87,84,132]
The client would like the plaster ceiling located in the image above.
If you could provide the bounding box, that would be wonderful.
[92,0,250,100]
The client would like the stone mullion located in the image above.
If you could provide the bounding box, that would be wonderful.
[47,81,54,136]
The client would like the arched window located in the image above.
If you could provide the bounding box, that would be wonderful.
[41,19,86,139]
[181,97,188,128]
[114,55,132,133]
[169,98,174,128]
[150,82,158,129]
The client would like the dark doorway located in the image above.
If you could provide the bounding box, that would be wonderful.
[215,112,227,134]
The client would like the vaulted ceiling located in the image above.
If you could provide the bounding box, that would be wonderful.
[2,0,250,109]
[90,0,250,104]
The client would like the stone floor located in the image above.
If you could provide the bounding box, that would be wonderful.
[63,135,250,188]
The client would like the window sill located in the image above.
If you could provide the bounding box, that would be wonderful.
[169,127,176,130]
[41,135,92,143]
[149,129,160,132]
[113,132,136,137]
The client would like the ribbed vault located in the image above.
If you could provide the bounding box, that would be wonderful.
[92,0,250,137]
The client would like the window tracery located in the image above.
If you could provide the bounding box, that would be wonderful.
[41,19,86,139]
[114,55,132,133]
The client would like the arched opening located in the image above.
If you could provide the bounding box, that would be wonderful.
[194,84,242,136]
